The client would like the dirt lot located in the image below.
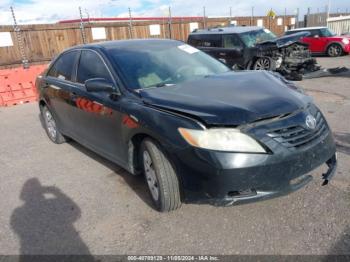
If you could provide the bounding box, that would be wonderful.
[0,56,349,256]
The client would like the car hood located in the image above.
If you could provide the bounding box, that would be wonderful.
[257,31,310,48]
[139,71,310,126]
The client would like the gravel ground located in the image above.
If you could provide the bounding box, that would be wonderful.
[0,56,349,256]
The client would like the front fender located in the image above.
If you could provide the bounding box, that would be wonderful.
[119,99,204,174]
[120,100,203,151]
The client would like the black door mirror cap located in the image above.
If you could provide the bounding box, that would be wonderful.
[85,78,115,93]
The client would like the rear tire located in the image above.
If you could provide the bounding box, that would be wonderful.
[327,44,343,57]
[140,138,181,212]
[41,106,67,144]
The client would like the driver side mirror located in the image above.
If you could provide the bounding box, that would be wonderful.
[85,78,115,93]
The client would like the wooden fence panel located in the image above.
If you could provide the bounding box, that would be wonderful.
[0,16,294,67]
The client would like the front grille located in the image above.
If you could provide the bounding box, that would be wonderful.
[267,111,329,149]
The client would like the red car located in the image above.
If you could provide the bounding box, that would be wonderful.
[285,27,350,57]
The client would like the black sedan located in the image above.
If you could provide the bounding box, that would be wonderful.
[36,39,337,212]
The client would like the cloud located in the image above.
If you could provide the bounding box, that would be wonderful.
[0,0,349,25]
[0,0,145,24]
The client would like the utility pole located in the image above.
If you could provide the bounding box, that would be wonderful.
[327,0,331,19]
[168,6,172,39]
[128,7,133,39]
[326,0,331,27]
[295,8,299,28]
[10,6,29,68]
[229,7,232,24]
[85,9,90,24]
[284,8,287,31]
[79,6,87,44]
[251,6,254,26]
[306,7,311,27]
[203,6,206,28]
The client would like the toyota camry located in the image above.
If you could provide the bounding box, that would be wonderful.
[36,39,337,212]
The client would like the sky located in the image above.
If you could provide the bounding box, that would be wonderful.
[0,0,349,25]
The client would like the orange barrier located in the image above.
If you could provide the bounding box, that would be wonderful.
[0,64,48,107]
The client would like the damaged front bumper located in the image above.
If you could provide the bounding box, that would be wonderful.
[173,109,337,206]
[213,153,337,206]
[177,136,337,206]
[254,42,321,81]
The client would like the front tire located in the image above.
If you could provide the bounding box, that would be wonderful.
[327,44,343,57]
[41,106,67,144]
[252,57,275,71]
[140,138,181,212]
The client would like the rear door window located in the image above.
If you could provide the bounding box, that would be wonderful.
[188,34,222,47]
[76,50,113,84]
[47,51,79,81]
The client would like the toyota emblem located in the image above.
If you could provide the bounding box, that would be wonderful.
[305,115,317,130]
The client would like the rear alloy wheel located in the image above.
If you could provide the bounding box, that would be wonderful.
[327,44,343,57]
[140,138,181,212]
[253,57,273,70]
[41,106,67,144]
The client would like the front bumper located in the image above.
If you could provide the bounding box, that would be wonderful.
[343,43,350,53]
[212,153,337,206]
[172,111,337,206]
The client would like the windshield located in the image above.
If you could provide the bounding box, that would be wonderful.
[240,29,277,47]
[110,42,229,89]
[320,28,336,37]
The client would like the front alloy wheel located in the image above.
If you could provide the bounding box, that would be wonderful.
[253,57,273,70]
[143,150,160,202]
[327,44,343,57]
[140,138,181,212]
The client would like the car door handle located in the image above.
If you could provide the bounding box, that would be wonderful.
[219,52,226,56]
[71,92,79,100]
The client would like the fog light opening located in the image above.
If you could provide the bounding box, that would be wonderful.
[227,189,257,198]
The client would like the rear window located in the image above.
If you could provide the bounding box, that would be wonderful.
[47,51,79,81]
[188,34,222,47]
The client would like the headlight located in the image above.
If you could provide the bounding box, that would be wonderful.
[275,57,283,68]
[342,38,350,45]
[178,128,266,153]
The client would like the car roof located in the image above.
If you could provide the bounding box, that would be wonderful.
[66,39,182,52]
[189,26,264,35]
[287,26,327,32]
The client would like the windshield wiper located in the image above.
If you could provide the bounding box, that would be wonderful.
[154,82,175,88]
